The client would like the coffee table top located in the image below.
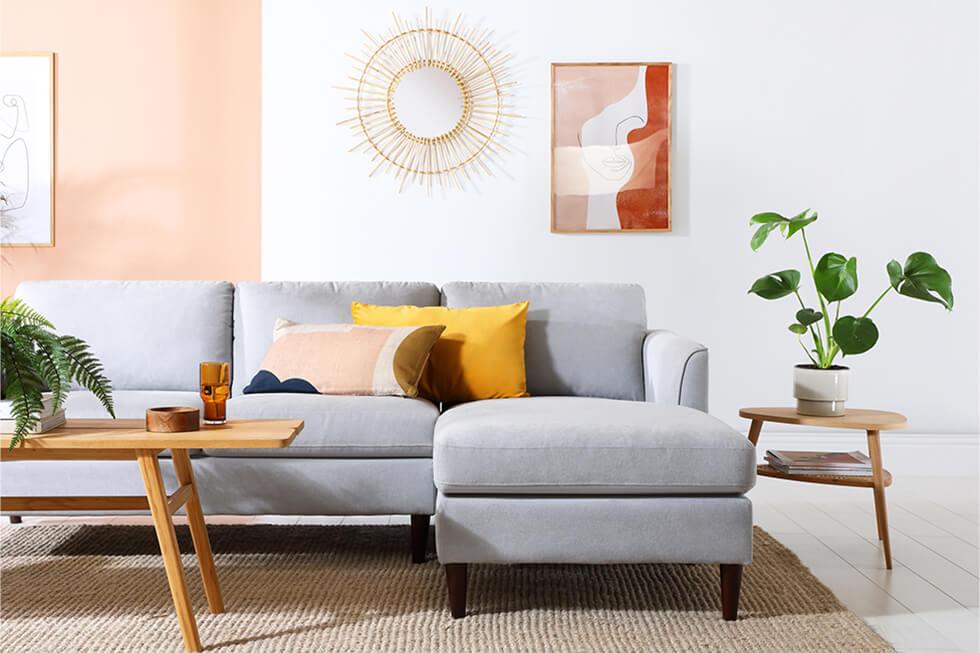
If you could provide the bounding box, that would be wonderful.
[1,419,304,451]
[739,407,907,431]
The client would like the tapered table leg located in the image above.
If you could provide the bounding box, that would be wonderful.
[747,419,763,446]
[137,450,202,653]
[866,430,892,569]
[172,449,224,613]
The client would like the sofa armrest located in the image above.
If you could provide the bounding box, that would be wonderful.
[642,330,708,411]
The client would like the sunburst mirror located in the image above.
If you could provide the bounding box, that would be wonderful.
[340,9,516,192]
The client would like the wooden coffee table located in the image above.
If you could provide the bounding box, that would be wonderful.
[0,418,304,653]
[739,407,906,569]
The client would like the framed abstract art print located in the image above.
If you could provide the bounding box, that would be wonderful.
[551,62,671,233]
[0,52,55,247]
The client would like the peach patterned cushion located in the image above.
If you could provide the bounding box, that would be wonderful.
[255,319,445,397]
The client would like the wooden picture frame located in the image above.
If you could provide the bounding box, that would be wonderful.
[1,51,55,247]
[551,62,672,233]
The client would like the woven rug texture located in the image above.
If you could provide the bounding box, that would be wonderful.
[0,524,892,652]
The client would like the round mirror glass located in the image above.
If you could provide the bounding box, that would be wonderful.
[391,66,464,138]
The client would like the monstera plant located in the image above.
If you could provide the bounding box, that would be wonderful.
[1,297,115,448]
[748,210,953,416]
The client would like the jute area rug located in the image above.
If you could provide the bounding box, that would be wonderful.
[0,524,891,652]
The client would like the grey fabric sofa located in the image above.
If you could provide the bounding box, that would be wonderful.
[3,280,756,619]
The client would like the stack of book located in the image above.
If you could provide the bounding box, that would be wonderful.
[764,449,872,476]
[0,395,66,435]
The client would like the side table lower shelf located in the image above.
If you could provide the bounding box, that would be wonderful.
[740,407,908,570]
[757,464,892,489]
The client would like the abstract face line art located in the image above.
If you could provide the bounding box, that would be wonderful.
[1,53,54,247]
[552,63,671,233]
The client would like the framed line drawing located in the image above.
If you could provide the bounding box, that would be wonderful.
[1,52,55,247]
[551,62,671,233]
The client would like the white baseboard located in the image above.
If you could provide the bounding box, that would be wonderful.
[754,432,980,476]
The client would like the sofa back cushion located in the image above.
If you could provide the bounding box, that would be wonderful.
[441,282,647,400]
[233,282,440,396]
[15,281,233,391]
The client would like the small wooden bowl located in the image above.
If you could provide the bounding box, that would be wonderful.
[146,406,201,433]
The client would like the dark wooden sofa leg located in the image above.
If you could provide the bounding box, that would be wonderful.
[410,514,430,563]
[720,564,743,621]
[445,563,467,618]
[8,515,22,524]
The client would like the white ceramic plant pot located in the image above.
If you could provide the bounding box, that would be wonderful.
[793,365,849,417]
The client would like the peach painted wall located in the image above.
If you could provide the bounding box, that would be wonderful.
[0,0,261,296]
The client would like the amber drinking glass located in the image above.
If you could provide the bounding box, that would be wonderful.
[200,361,230,424]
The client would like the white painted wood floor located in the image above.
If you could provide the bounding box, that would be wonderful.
[749,475,979,653]
[7,475,979,652]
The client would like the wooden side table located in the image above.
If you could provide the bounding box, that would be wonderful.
[1,418,304,653]
[739,407,907,569]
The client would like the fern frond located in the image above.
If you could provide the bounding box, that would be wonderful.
[59,334,115,418]
[1,336,46,449]
[0,297,55,330]
[1,319,38,394]
[18,323,70,412]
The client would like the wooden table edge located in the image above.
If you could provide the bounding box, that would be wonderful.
[738,408,907,430]
[1,419,305,452]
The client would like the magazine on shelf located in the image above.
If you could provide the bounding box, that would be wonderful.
[764,449,872,476]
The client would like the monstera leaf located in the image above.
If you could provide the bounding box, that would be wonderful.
[749,210,816,251]
[886,252,953,310]
[748,270,801,299]
[814,253,858,302]
[832,316,879,355]
[795,308,823,326]
[784,210,818,239]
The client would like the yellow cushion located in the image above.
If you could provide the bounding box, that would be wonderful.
[352,301,529,403]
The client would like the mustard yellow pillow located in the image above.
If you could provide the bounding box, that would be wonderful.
[352,301,529,403]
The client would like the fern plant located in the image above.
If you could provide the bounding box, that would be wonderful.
[1,297,115,448]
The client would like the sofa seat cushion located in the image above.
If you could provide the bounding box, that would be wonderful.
[433,397,756,495]
[204,394,438,458]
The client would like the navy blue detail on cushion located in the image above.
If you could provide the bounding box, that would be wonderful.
[243,370,319,395]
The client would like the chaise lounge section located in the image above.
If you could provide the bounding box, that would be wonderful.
[431,282,756,619]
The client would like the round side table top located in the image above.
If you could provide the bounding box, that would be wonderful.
[739,407,907,431]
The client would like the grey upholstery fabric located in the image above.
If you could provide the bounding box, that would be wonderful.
[1,457,436,516]
[233,281,440,395]
[441,282,647,400]
[643,330,709,411]
[66,390,203,418]
[205,394,438,458]
[434,397,756,495]
[435,494,753,564]
[16,281,233,391]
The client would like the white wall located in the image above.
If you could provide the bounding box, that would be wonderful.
[263,0,979,435]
